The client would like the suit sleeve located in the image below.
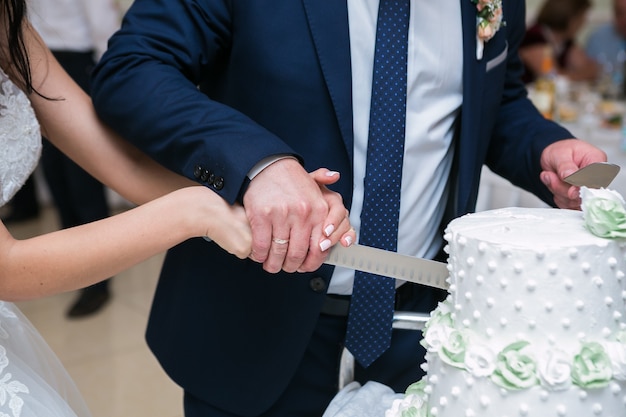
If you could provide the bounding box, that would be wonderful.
[90,0,298,204]
[484,0,574,206]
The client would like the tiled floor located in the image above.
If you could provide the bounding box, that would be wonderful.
[7,206,183,417]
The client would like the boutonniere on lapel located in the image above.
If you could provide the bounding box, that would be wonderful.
[472,0,505,60]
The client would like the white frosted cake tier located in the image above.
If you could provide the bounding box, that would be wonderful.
[444,207,626,352]
[409,207,626,417]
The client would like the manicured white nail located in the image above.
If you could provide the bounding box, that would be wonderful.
[326,171,339,177]
[344,236,353,246]
[319,239,332,251]
[324,224,335,237]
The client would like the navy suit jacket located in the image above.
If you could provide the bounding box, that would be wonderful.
[91,0,574,414]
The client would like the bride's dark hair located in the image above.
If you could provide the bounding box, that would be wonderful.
[1,0,34,93]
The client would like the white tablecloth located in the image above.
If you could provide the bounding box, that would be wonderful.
[476,121,626,212]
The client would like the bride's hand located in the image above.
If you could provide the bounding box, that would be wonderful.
[308,168,355,250]
[199,189,252,259]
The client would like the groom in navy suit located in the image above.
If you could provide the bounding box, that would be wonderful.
[91,0,606,416]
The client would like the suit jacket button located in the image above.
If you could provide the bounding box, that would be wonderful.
[193,165,203,179]
[309,277,326,293]
[207,173,216,185]
[213,177,224,190]
[200,169,211,182]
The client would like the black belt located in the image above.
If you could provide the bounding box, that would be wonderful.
[321,283,417,317]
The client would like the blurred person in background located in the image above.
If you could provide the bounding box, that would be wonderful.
[586,0,626,97]
[520,0,600,84]
[29,0,121,318]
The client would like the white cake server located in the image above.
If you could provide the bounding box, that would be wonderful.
[563,162,620,189]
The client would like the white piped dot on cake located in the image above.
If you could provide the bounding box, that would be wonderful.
[466,257,475,267]
[562,318,571,329]
[556,405,567,416]
[480,396,490,408]
[605,297,614,307]
[526,280,536,292]
[548,263,558,275]
[609,257,618,268]
[545,302,553,312]
[581,262,591,273]
[476,275,484,285]
[451,386,460,398]
[592,276,604,287]
[465,409,475,417]
[576,300,585,311]
[564,278,574,290]
[514,301,523,311]
[478,242,487,253]
[519,403,529,415]
[617,270,625,282]
[514,263,523,273]
[610,382,621,395]
[569,248,578,259]
[486,297,495,308]
[500,279,508,289]
[488,261,497,272]
[592,403,603,415]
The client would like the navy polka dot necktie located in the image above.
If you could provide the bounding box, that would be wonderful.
[344,0,410,368]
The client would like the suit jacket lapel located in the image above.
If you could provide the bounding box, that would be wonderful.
[301,0,354,163]
[458,0,486,212]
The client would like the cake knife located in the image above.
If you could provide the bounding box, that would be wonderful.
[202,236,450,289]
[324,244,450,290]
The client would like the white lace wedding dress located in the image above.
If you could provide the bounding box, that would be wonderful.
[0,69,92,417]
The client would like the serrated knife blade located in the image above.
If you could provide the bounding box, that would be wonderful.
[325,243,450,290]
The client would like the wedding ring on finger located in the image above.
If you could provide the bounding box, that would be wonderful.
[272,237,290,245]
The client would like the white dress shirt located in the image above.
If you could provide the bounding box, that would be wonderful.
[28,0,120,60]
[328,0,463,294]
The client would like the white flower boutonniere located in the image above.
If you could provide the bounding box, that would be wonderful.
[472,0,505,60]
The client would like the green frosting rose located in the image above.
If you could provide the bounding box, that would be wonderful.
[580,187,626,238]
[491,341,539,389]
[572,342,612,388]
[440,330,468,369]
[405,379,427,396]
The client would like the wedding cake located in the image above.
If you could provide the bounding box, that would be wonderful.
[387,188,626,417]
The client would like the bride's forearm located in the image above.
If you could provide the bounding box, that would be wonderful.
[0,187,251,301]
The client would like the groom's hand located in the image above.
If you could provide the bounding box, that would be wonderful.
[243,158,330,273]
